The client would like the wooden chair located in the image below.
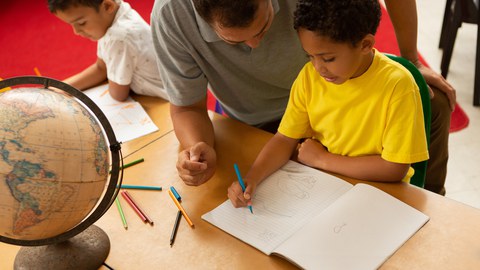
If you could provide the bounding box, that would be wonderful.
[439,0,480,106]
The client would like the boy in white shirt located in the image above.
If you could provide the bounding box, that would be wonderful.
[48,0,168,101]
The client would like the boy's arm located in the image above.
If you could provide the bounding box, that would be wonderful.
[107,80,131,101]
[297,139,410,182]
[64,58,107,91]
[228,132,298,208]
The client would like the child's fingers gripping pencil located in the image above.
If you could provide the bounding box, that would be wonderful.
[233,163,253,214]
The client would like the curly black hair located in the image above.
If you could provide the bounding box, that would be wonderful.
[192,0,259,28]
[293,0,381,46]
[47,0,104,13]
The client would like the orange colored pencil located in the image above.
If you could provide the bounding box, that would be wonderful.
[168,190,194,228]
[33,67,41,76]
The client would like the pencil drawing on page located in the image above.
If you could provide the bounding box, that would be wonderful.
[252,168,318,218]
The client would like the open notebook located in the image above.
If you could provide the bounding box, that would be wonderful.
[82,84,158,142]
[202,160,429,270]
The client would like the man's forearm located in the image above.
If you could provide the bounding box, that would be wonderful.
[170,100,215,149]
[384,0,419,63]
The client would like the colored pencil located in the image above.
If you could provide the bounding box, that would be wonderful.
[168,190,194,228]
[115,197,128,230]
[110,157,145,173]
[233,163,253,214]
[123,190,154,225]
[122,157,145,169]
[120,185,162,191]
[0,77,11,92]
[121,191,155,225]
[170,210,182,247]
[33,67,41,76]
[170,186,181,201]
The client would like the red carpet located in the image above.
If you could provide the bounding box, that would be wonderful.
[0,0,468,132]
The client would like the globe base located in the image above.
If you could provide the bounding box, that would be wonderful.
[13,225,110,270]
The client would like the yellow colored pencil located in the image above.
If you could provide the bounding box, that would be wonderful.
[0,77,11,92]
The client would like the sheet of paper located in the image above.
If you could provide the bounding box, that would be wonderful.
[82,84,159,142]
[274,183,430,270]
[202,160,352,254]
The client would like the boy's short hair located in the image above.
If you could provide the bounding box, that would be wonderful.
[47,0,104,13]
[192,0,259,28]
[293,0,381,46]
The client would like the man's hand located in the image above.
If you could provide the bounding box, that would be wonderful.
[176,142,216,186]
[414,60,457,111]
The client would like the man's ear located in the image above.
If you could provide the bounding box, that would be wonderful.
[360,34,375,53]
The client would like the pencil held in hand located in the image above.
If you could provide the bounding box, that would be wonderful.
[233,163,253,214]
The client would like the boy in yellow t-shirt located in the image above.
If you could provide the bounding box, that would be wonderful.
[228,0,428,208]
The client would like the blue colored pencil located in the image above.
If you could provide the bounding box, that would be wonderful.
[170,186,182,201]
[233,163,253,214]
[119,185,162,191]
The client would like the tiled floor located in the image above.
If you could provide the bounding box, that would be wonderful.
[416,0,480,208]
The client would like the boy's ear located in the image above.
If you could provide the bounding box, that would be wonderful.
[360,34,375,53]
[102,0,117,14]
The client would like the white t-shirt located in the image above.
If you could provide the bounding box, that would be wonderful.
[98,0,168,100]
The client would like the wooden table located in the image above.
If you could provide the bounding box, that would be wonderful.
[2,97,480,269]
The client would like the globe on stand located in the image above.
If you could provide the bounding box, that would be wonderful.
[0,76,123,269]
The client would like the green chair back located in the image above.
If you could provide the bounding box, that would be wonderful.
[386,54,431,188]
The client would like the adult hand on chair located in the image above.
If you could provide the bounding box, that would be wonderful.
[413,60,457,111]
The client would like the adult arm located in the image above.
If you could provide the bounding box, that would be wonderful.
[384,0,456,110]
[151,2,217,185]
[172,98,217,186]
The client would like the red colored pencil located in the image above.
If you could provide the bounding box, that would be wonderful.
[121,191,153,224]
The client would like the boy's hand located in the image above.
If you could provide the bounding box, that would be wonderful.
[297,138,328,170]
[228,179,256,208]
[176,142,216,186]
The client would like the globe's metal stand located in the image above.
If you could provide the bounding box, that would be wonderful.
[0,76,124,270]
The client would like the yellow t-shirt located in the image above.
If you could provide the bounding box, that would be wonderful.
[278,50,429,181]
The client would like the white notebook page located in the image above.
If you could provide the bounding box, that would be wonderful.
[202,161,352,254]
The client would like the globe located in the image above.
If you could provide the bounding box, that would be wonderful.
[0,76,122,269]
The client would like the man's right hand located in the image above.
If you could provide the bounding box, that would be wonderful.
[176,142,216,186]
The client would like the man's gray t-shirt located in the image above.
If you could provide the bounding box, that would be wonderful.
[151,0,307,125]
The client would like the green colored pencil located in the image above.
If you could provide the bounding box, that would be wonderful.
[115,197,128,230]
[121,157,145,170]
[110,157,145,173]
